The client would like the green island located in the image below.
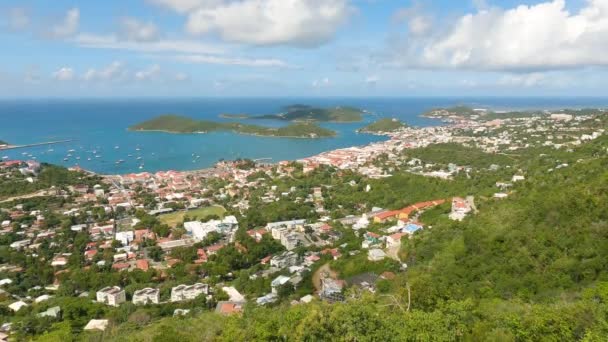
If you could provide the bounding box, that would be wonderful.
[222,104,365,123]
[218,113,250,119]
[129,114,336,138]
[359,118,408,133]
[0,139,8,146]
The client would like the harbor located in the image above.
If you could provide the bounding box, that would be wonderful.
[0,139,74,151]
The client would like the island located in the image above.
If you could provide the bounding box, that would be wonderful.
[0,140,7,146]
[358,118,408,133]
[129,115,336,138]
[219,113,251,119]
[422,105,605,122]
[222,105,365,123]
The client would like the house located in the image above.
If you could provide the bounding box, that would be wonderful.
[216,301,244,315]
[96,286,126,307]
[449,197,472,221]
[115,231,134,246]
[321,248,342,260]
[270,251,298,269]
[83,319,109,331]
[170,283,208,302]
[136,259,149,271]
[38,306,61,318]
[8,301,28,312]
[222,286,245,302]
[256,292,278,305]
[386,233,406,248]
[403,222,423,235]
[133,288,160,305]
[271,275,291,294]
[368,249,387,261]
[320,278,345,302]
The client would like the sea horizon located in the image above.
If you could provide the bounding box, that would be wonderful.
[2,96,608,175]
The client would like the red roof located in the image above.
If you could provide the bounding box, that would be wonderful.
[136,259,149,271]
[218,302,242,315]
[112,262,130,270]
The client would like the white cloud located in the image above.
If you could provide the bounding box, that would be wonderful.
[52,67,75,81]
[120,17,161,42]
[174,72,190,81]
[312,77,330,88]
[175,54,290,67]
[393,6,432,36]
[149,0,220,13]
[51,8,79,38]
[365,75,379,85]
[135,64,162,81]
[73,33,224,54]
[166,0,353,47]
[415,0,608,71]
[82,61,127,82]
[7,8,30,31]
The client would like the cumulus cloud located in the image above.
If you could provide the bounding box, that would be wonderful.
[156,0,353,47]
[135,64,162,81]
[73,33,224,54]
[82,61,127,82]
[414,0,608,71]
[7,8,30,31]
[312,77,330,88]
[393,5,432,36]
[120,17,161,42]
[175,54,291,67]
[52,67,75,81]
[51,8,79,38]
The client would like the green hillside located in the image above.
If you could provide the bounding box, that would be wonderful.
[254,105,364,122]
[359,118,407,133]
[129,115,336,138]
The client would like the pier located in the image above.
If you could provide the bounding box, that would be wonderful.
[0,139,74,151]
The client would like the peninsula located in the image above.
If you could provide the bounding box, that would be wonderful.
[129,114,336,138]
[359,118,408,133]
[221,104,365,123]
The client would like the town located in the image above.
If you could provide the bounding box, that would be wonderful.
[0,106,606,340]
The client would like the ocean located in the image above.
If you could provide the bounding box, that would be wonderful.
[1,97,607,174]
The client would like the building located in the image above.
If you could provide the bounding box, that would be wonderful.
[170,283,208,302]
[368,249,387,262]
[271,275,291,294]
[386,233,406,248]
[83,319,109,331]
[133,288,160,305]
[270,251,299,269]
[449,197,472,221]
[216,301,244,315]
[96,286,126,307]
[320,278,345,302]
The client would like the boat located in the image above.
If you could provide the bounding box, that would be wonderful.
[48,149,54,152]
[128,154,133,157]
[136,156,142,160]
[68,149,75,153]
[116,159,125,164]
[114,146,119,149]
[2,156,8,160]
[76,157,81,160]
[95,155,101,158]
[63,158,68,161]
[67,154,72,157]
[87,158,92,161]
[139,165,144,170]
[135,148,141,151]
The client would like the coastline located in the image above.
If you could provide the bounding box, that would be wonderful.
[128,128,337,139]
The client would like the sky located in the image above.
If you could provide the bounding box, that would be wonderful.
[0,0,607,98]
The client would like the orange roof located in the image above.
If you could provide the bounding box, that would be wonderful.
[219,302,242,315]
[136,259,149,271]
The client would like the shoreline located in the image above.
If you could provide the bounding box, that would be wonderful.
[128,128,337,139]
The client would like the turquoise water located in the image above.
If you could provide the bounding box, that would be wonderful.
[1,97,607,174]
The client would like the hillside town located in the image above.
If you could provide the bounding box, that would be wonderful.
[0,107,606,338]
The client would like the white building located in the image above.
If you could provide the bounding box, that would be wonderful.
[271,275,291,294]
[170,283,208,302]
[132,288,160,305]
[115,231,134,246]
[368,249,387,262]
[222,286,246,302]
[96,286,126,307]
[449,197,472,221]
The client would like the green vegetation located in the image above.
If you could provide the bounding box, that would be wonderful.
[404,143,514,168]
[158,206,226,227]
[129,115,336,138]
[219,113,250,119]
[0,139,7,145]
[359,118,407,133]
[0,163,103,201]
[254,104,364,122]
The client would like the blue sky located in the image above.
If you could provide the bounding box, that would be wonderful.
[0,0,606,97]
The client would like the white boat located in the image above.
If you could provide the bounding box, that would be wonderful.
[68,149,76,153]
[48,149,54,152]
[2,156,8,160]
[135,148,141,151]
[95,155,101,158]
[87,158,92,161]
[116,159,125,164]
[139,165,144,170]
[76,157,81,160]
[136,156,142,160]
[63,158,68,161]
[114,146,119,149]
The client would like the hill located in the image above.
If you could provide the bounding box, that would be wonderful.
[252,105,364,122]
[359,118,407,133]
[129,115,336,138]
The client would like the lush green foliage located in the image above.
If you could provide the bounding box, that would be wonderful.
[359,118,407,133]
[130,115,336,138]
[254,104,364,122]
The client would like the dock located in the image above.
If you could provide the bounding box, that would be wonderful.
[0,139,74,151]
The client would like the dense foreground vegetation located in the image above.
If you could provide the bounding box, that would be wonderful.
[29,134,605,341]
[130,115,336,138]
